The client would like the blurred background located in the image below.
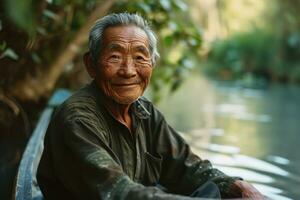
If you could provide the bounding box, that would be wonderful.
[1,0,300,199]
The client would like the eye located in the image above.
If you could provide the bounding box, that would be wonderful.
[108,54,121,62]
[135,55,145,61]
[111,55,120,59]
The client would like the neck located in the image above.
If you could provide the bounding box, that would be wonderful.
[103,97,132,131]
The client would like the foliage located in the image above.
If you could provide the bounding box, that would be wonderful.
[205,31,275,79]
[0,0,203,103]
[201,0,300,86]
[205,30,300,85]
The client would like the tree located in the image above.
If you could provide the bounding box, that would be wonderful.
[0,0,203,103]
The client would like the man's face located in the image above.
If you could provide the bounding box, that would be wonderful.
[94,25,153,104]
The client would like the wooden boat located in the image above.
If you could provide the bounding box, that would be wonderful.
[12,89,71,200]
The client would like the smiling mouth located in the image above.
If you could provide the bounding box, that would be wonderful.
[112,83,140,87]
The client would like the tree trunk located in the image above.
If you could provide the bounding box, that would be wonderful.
[8,0,116,102]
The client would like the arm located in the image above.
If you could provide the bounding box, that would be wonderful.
[150,109,242,197]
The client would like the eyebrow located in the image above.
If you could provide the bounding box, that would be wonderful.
[106,43,150,55]
[134,45,150,55]
[107,43,124,51]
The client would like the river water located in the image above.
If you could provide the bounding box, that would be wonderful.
[156,74,300,200]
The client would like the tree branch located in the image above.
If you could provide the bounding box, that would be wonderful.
[9,0,116,101]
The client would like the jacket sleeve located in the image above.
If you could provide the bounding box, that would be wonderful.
[150,107,241,198]
[37,112,206,200]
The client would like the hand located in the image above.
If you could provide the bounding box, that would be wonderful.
[230,180,266,199]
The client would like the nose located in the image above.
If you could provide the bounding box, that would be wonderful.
[118,56,137,78]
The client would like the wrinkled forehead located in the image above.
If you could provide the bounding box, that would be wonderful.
[106,43,150,56]
[102,25,150,49]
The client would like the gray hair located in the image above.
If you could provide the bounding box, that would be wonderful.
[89,13,160,66]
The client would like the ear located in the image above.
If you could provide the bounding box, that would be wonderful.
[83,52,96,78]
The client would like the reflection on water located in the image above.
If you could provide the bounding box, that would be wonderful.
[156,73,300,199]
[267,155,290,165]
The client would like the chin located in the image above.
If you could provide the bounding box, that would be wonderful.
[103,85,145,105]
[112,95,140,105]
[110,88,144,105]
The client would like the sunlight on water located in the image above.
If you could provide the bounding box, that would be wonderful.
[187,139,294,199]
[252,183,283,194]
[265,193,293,200]
[199,151,290,177]
[234,155,290,176]
[202,103,272,122]
[267,155,290,165]
[199,143,240,154]
[215,165,274,183]
[157,73,300,199]
[253,183,293,200]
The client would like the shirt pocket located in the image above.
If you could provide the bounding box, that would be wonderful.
[143,152,162,186]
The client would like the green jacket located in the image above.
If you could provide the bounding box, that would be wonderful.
[37,82,239,200]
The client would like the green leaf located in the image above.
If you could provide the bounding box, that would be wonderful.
[160,0,171,11]
[170,79,182,92]
[52,0,64,6]
[168,21,178,32]
[37,27,47,35]
[43,9,59,20]
[0,48,19,60]
[164,35,173,46]
[5,0,36,35]
[137,3,151,13]
[0,41,7,51]
[173,0,187,11]
[31,53,41,64]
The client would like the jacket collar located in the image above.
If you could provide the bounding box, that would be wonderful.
[133,98,151,119]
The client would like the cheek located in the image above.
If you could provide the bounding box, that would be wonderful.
[140,68,152,84]
[96,67,114,92]
[98,66,114,81]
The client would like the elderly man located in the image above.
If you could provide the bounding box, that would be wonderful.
[37,13,264,199]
